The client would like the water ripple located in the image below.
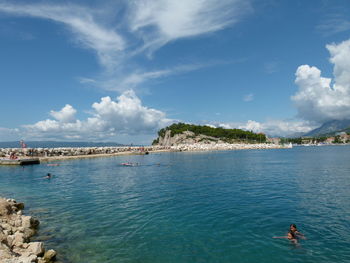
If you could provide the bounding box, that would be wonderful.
[0,146,350,262]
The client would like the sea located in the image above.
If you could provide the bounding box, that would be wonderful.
[0,145,350,263]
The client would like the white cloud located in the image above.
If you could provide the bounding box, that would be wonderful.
[0,2,125,70]
[238,120,262,132]
[0,127,20,141]
[208,119,315,137]
[23,90,172,140]
[128,0,251,54]
[0,1,252,141]
[205,124,217,128]
[292,38,350,123]
[243,93,254,102]
[91,90,172,133]
[317,15,350,36]
[50,104,77,123]
[99,62,214,91]
[0,1,249,90]
[238,120,315,137]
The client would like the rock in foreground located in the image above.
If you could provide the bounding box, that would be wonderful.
[0,197,57,263]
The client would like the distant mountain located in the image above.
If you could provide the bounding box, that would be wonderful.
[304,119,350,137]
[341,127,350,134]
[0,141,125,148]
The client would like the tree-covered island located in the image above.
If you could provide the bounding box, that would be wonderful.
[152,123,266,146]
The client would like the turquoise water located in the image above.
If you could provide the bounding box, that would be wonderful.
[1,146,350,263]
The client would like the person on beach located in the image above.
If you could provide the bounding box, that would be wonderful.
[9,152,18,160]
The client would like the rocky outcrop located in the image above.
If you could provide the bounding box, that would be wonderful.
[0,198,56,263]
[157,130,225,146]
[154,130,292,150]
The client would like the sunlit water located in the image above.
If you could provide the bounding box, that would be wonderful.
[1,146,350,263]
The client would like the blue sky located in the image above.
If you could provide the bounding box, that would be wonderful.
[1,0,350,144]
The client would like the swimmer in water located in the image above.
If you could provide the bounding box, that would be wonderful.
[44,173,52,179]
[273,224,306,243]
[273,230,298,243]
[289,224,306,239]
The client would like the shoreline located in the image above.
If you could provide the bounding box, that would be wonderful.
[39,149,173,162]
[0,197,57,263]
[0,143,293,163]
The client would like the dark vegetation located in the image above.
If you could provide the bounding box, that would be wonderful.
[153,123,266,144]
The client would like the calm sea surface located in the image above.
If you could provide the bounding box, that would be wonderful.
[1,146,350,263]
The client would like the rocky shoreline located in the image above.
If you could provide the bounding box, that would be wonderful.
[0,143,292,163]
[171,142,292,151]
[0,146,168,158]
[0,198,56,263]
[0,146,170,162]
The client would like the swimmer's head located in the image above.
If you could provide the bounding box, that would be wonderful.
[290,224,297,231]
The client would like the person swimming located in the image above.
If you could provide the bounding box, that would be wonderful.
[289,224,306,239]
[44,173,52,179]
[273,231,297,243]
[273,224,306,243]
[121,162,139,166]
[287,230,298,243]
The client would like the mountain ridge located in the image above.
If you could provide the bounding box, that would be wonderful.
[304,119,350,137]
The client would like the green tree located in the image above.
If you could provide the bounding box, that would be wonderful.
[333,136,342,144]
[155,123,267,143]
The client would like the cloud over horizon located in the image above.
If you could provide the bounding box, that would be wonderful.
[237,120,315,137]
[22,90,173,141]
[0,0,251,141]
[2,1,349,141]
[292,38,350,124]
[208,119,315,137]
